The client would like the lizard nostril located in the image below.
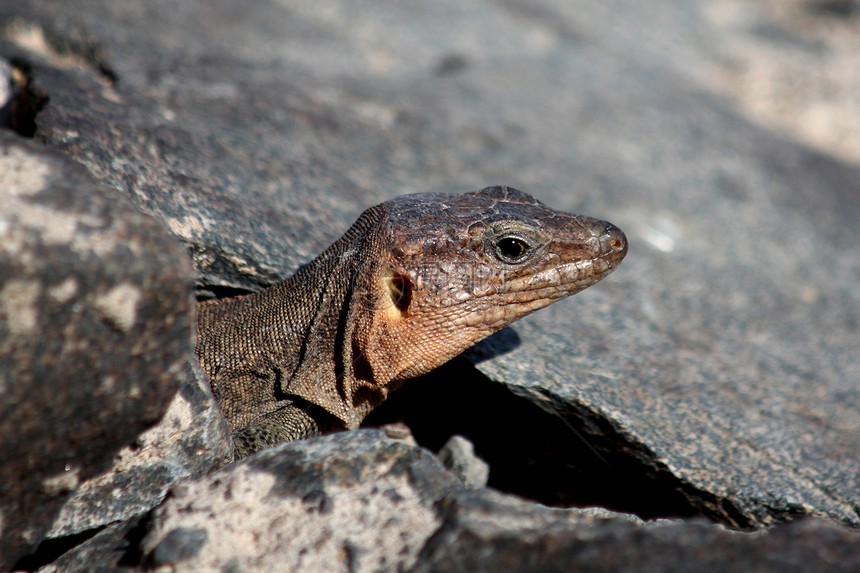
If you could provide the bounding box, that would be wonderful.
[602,224,627,255]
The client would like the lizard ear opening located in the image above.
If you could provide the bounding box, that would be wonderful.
[386,273,412,316]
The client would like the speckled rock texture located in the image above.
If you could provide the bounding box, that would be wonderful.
[142,430,461,572]
[1,0,860,570]
[46,363,233,539]
[0,130,198,567]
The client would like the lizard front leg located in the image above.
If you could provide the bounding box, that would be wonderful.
[211,370,339,458]
[231,400,333,458]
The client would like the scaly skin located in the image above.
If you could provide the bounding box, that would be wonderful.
[196,186,627,458]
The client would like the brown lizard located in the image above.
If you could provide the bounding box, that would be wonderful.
[196,186,627,458]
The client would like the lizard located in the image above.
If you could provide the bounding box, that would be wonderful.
[196,186,627,458]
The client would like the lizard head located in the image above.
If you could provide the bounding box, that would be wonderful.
[353,185,627,387]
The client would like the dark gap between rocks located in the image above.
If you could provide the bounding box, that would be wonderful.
[119,513,156,568]
[12,526,102,572]
[195,283,257,301]
[807,0,859,18]
[0,58,48,137]
[365,356,709,523]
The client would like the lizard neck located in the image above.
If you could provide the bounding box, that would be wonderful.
[276,203,392,429]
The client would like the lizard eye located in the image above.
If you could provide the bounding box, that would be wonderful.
[494,236,531,263]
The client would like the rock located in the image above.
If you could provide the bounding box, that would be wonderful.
[703,0,860,164]
[35,519,140,573]
[142,431,860,572]
[414,489,860,573]
[437,435,489,489]
[380,422,418,445]
[140,430,463,571]
[45,362,233,539]
[0,129,196,567]
[0,56,11,108]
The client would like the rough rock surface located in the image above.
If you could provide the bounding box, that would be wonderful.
[437,435,490,489]
[35,520,140,573]
[46,363,233,539]
[146,430,860,573]
[0,130,197,566]
[141,430,461,572]
[1,0,860,570]
[415,489,860,573]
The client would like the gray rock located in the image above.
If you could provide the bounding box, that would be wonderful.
[46,361,233,539]
[144,431,860,573]
[414,489,860,573]
[36,520,139,573]
[0,130,196,567]
[152,526,208,565]
[141,430,463,572]
[0,56,11,108]
[437,435,490,489]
